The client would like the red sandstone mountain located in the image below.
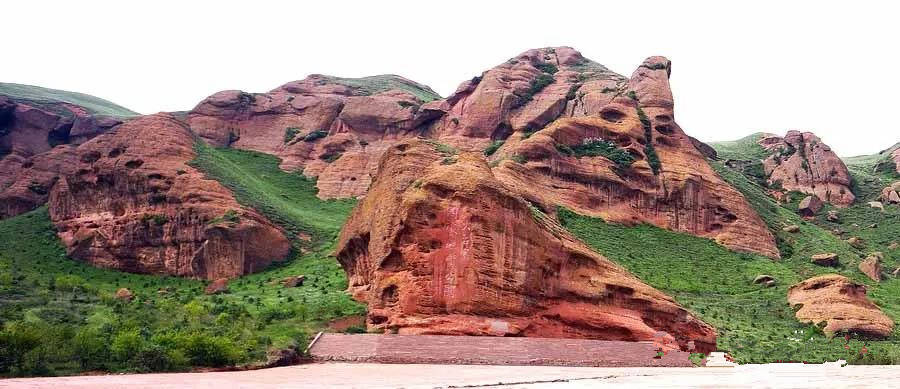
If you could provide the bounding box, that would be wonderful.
[489,57,779,257]
[758,131,854,207]
[183,48,778,258]
[336,139,716,352]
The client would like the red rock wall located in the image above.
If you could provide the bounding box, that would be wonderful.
[47,114,290,279]
[759,131,855,207]
[336,139,717,352]
[491,57,779,258]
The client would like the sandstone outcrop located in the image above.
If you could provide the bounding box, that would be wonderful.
[1,89,131,217]
[787,275,893,338]
[336,139,717,352]
[48,114,291,279]
[488,57,779,258]
[187,75,442,199]
[758,131,854,207]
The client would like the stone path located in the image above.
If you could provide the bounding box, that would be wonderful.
[3,363,900,388]
[307,333,694,367]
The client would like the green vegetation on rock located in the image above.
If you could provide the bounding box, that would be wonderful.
[320,75,441,102]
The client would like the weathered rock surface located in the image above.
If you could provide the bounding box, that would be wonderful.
[859,253,884,282]
[115,288,134,301]
[336,139,716,352]
[798,195,824,217]
[48,114,291,279]
[759,131,854,207]
[187,75,442,199]
[881,182,900,205]
[787,275,893,338]
[1,94,126,217]
[205,278,229,294]
[488,57,779,258]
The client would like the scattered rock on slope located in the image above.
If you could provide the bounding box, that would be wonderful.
[336,139,717,353]
[811,253,839,267]
[859,253,884,282]
[787,275,893,338]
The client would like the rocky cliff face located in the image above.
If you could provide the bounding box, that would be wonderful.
[184,49,777,258]
[489,57,779,258]
[0,85,135,218]
[758,131,854,207]
[47,114,290,279]
[186,75,442,199]
[336,139,717,352]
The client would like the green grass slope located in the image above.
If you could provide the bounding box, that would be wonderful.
[0,82,138,117]
[0,145,362,377]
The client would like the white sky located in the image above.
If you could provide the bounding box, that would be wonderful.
[5,0,898,157]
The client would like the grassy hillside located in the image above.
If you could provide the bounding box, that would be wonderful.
[0,83,138,117]
[0,145,362,377]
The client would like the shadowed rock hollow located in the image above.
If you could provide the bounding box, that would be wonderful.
[336,139,717,352]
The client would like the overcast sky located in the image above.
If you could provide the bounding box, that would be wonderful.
[6,1,898,156]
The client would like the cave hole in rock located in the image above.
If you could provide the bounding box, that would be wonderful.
[125,159,144,169]
[381,284,399,305]
[600,108,626,123]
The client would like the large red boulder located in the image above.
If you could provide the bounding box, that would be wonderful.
[759,131,854,207]
[336,139,717,353]
[787,275,893,338]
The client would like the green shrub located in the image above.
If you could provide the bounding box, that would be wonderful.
[303,130,328,142]
[72,327,109,370]
[571,138,634,169]
[0,321,42,374]
[142,214,168,226]
[566,84,581,101]
[320,152,342,163]
[514,73,555,107]
[284,127,300,143]
[555,143,574,156]
[180,333,244,366]
[535,62,559,74]
[483,140,505,156]
[636,105,661,175]
[27,182,48,195]
[627,90,638,100]
[344,325,366,334]
[511,154,527,164]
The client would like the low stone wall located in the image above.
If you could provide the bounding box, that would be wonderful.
[308,334,695,367]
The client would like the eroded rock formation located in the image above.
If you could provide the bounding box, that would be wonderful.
[488,57,779,258]
[787,274,893,338]
[48,114,290,279]
[758,131,854,207]
[1,94,126,217]
[186,75,443,199]
[336,139,717,352]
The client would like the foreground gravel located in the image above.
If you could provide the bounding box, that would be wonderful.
[2,363,900,388]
